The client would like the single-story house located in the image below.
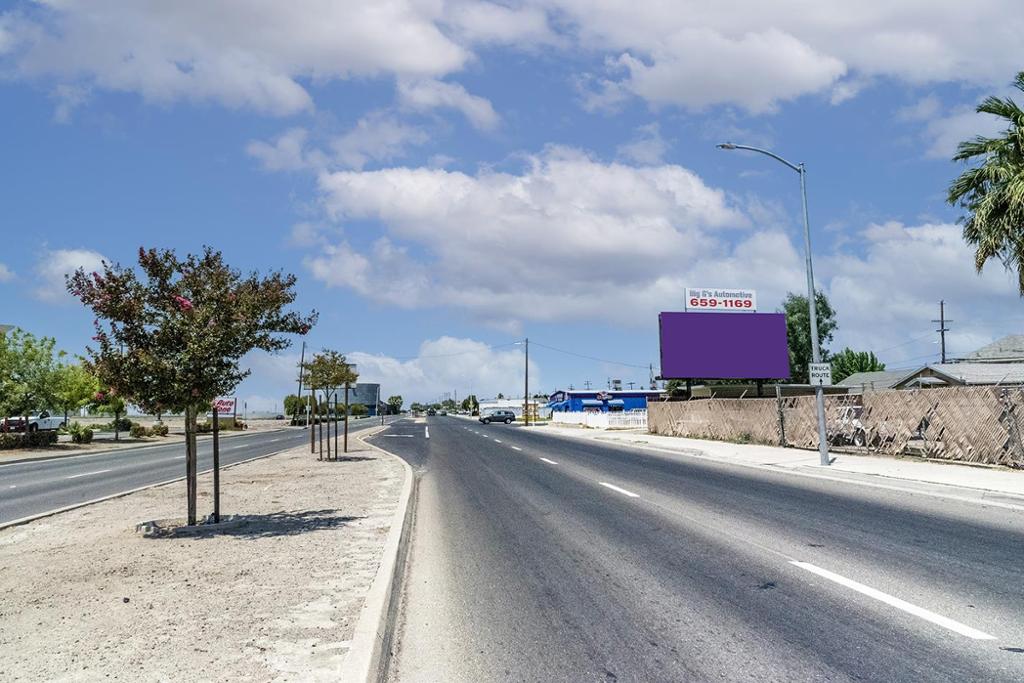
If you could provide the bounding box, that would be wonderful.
[836,370,913,393]
[547,389,664,413]
[890,363,1024,389]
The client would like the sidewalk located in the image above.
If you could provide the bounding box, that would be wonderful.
[0,437,406,681]
[535,424,1024,501]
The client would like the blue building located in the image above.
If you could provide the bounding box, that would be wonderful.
[547,389,663,413]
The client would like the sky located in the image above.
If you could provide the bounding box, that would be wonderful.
[2,1,1024,409]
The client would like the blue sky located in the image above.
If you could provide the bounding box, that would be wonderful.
[2,1,1023,407]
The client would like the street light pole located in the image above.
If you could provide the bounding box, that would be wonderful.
[717,142,830,466]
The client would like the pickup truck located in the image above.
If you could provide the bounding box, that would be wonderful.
[0,411,66,433]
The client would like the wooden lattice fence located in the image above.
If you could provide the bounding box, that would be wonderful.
[648,386,1024,467]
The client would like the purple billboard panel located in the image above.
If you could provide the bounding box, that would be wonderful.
[659,311,790,379]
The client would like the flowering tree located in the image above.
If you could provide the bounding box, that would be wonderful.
[67,247,316,525]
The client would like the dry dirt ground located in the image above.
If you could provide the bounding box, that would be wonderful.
[0,438,404,682]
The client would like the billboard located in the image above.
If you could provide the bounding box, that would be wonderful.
[659,311,790,379]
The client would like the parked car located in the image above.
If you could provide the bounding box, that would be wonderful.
[1,411,65,433]
[480,410,515,425]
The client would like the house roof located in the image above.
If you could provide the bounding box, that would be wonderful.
[960,334,1024,362]
[835,369,910,389]
[893,363,1024,387]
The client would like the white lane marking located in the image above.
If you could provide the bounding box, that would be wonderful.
[425,426,430,439]
[789,561,996,640]
[65,469,112,480]
[511,446,522,451]
[493,439,502,443]
[540,457,558,465]
[599,482,639,498]
[381,435,414,438]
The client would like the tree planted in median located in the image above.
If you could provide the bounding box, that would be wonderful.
[67,246,316,525]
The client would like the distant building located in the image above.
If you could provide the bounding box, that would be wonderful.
[346,383,382,416]
[547,389,663,413]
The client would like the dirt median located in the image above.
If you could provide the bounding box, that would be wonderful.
[0,439,405,682]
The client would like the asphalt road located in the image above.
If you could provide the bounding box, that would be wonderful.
[0,419,388,525]
[373,416,1024,682]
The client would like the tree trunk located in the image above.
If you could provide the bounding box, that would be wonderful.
[114,409,120,441]
[318,395,324,459]
[185,405,198,526]
[310,385,316,456]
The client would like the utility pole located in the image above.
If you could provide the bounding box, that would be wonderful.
[932,301,952,364]
[523,337,530,427]
[584,380,592,390]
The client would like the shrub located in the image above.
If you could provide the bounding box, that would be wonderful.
[151,422,169,437]
[67,421,94,444]
[130,423,148,439]
[0,430,60,450]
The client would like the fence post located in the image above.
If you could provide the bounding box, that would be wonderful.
[1000,389,1024,467]
[775,384,787,448]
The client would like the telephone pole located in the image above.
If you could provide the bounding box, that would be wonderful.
[932,301,952,364]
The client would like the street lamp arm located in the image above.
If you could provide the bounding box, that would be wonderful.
[717,142,801,173]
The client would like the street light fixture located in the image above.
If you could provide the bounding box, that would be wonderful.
[717,142,830,467]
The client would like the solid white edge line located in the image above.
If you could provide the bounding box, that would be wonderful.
[789,561,996,640]
[599,482,639,498]
[65,469,112,479]
[539,457,558,465]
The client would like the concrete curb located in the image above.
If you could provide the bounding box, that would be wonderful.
[340,426,416,683]
[0,427,369,532]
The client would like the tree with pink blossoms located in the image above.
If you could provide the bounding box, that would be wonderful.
[67,246,317,525]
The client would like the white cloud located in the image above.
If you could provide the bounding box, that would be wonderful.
[920,107,1006,159]
[248,114,429,173]
[616,123,668,165]
[2,1,469,115]
[331,113,430,170]
[397,78,499,131]
[347,337,535,403]
[246,127,324,172]
[592,28,846,113]
[34,248,107,302]
[822,221,1021,364]
[5,2,1024,117]
[239,337,534,404]
[561,0,1024,111]
[306,146,801,327]
[0,263,14,282]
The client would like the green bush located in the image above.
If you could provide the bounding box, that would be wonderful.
[196,418,247,434]
[67,421,94,444]
[0,430,59,450]
[100,417,134,432]
[151,422,169,437]
[130,423,148,439]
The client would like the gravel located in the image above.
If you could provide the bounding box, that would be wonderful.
[0,439,404,682]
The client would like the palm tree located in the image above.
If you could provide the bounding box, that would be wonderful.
[948,71,1024,293]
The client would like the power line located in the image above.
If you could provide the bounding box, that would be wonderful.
[528,340,651,370]
[875,331,935,354]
